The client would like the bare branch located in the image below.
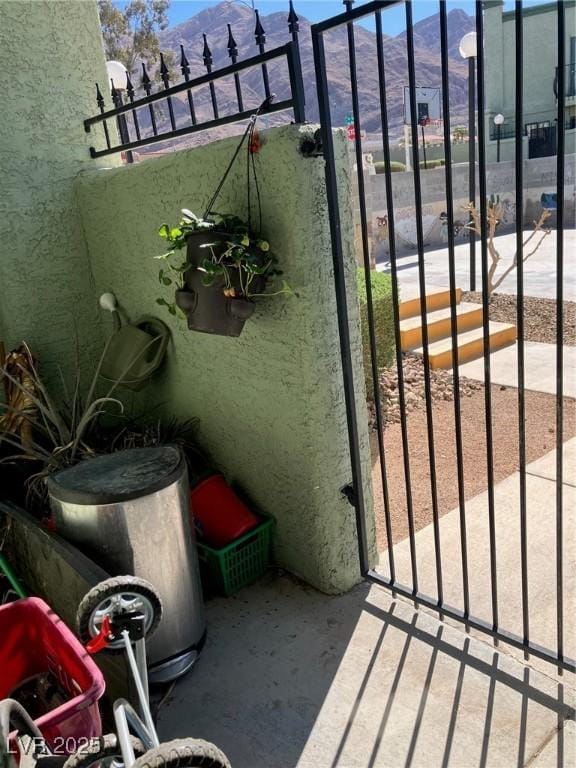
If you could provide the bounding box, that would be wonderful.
[465,203,551,295]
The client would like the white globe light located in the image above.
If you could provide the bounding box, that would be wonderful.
[459,31,477,59]
[106,60,128,90]
[493,113,505,125]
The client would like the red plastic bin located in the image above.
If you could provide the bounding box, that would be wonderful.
[190,474,259,549]
[0,597,105,750]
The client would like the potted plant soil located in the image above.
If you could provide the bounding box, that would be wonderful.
[153,103,295,337]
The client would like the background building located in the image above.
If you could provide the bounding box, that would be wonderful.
[484,0,576,161]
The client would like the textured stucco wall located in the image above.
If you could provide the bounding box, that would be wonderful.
[75,125,376,593]
[0,0,113,377]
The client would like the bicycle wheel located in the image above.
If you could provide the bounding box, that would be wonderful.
[131,738,231,768]
[77,576,162,653]
[63,734,146,768]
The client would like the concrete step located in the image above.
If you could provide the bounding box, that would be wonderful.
[399,287,462,321]
[413,321,517,370]
[399,302,484,351]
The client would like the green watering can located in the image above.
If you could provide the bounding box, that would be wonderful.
[99,298,171,391]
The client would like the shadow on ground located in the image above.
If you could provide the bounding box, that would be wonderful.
[157,574,574,768]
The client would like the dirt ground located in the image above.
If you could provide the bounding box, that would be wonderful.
[462,292,576,346]
[368,353,482,427]
[372,385,576,552]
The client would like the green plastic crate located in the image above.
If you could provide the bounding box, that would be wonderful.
[196,516,274,596]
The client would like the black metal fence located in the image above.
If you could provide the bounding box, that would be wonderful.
[488,124,517,141]
[313,0,572,673]
[85,2,305,159]
[84,0,572,673]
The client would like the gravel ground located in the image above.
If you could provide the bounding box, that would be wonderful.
[462,292,576,346]
[368,353,483,428]
[371,385,576,551]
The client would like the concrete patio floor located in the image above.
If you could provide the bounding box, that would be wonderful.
[377,439,576,679]
[377,229,576,301]
[457,341,576,398]
[158,562,575,766]
[156,440,576,767]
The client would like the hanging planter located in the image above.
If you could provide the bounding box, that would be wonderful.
[154,100,296,337]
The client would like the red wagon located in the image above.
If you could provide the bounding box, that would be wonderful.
[0,597,105,751]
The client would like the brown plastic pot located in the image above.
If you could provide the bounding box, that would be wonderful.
[175,230,267,337]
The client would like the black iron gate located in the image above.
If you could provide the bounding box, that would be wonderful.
[312,0,573,673]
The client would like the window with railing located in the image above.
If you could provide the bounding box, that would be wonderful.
[554,63,576,98]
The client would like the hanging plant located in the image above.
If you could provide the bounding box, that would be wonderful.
[153,99,296,336]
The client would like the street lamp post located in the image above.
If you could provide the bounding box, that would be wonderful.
[106,60,134,164]
[459,31,477,291]
[493,113,505,163]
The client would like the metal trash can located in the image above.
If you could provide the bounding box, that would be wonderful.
[47,446,206,684]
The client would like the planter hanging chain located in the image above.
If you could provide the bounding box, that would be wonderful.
[202,95,273,231]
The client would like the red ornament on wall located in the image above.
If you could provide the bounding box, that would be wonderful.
[249,126,262,154]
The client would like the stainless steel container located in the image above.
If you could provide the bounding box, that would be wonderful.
[47,446,206,684]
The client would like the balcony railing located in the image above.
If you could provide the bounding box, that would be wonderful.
[554,63,576,98]
[84,2,306,159]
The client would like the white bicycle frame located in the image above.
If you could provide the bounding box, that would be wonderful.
[0,699,44,768]
[113,630,159,767]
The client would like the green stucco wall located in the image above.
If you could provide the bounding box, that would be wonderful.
[0,0,375,594]
[0,0,113,377]
[75,125,376,593]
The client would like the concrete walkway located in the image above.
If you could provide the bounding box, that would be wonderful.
[377,229,576,301]
[158,552,574,766]
[378,439,576,676]
[458,341,576,398]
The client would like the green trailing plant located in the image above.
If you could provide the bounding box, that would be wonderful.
[154,209,295,316]
[153,100,299,328]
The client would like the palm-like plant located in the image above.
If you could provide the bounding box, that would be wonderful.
[0,339,126,507]
[1,339,214,509]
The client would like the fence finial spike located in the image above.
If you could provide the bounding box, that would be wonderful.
[227,23,238,58]
[125,71,134,99]
[202,33,213,67]
[180,43,190,70]
[110,78,122,108]
[95,82,105,109]
[159,51,170,88]
[288,0,299,31]
[254,9,266,45]
[141,61,152,94]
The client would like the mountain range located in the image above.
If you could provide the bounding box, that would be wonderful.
[146,1,475,149]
